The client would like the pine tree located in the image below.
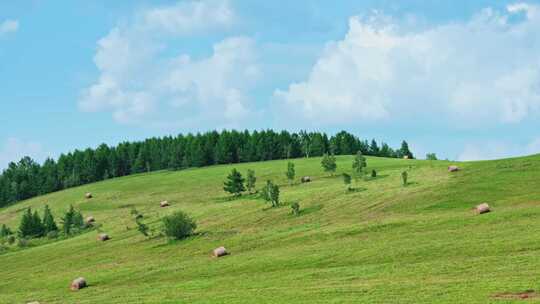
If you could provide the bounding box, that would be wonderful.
[18,208,33,238]
[246,169,256,194]
[0,224,13,237]
[400,141,414,159]
[223,169,246,197]
[31,210,45,237]
[321,153,337,176]
[62,205,75,235]
[42,204,58,233]
[286,162,295,185]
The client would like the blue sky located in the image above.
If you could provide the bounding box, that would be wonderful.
[1,0,540,168]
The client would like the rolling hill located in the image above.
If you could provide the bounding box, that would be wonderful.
[1,154,540,303]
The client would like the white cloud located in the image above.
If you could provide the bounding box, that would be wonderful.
[79,0,258,126]
[0,138,46,170]
[0,19,18,36]
[275,4,540,125]
[141,0,234,35]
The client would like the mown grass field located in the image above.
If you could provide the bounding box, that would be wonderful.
[1,154,540,303]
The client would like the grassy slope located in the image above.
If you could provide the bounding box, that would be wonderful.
[0,155,540,303]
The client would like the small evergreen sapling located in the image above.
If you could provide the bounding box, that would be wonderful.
[223,169,246,197]
[371,169,377,178]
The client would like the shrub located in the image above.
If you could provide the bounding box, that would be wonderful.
[291,202,300,216]
[342,173,352,191]
[161,211,197,240]
[17,238,29,248]
[371,169,377,178]
[47,230,59,239]
[136,219,149,237]
[6,235,15,245]
[401,171,408,186]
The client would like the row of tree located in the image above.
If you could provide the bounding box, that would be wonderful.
[0,129,414,207]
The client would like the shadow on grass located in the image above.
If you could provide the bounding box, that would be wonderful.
[213,192,260,203]
[300,204,324,216]
[363,174,390,181]
[345,187,367,193]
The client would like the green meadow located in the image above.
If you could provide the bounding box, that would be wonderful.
[1,154,540,303]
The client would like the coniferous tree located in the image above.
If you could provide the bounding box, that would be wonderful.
[18,208,34,238]
[62,205,76,235]
[42,204,58,233]
[400,141,414,159]
[0,224,13,237]
[223,169,246,197]
[31,210,45,237]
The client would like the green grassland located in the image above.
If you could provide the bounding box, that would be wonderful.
[1,154,540,303]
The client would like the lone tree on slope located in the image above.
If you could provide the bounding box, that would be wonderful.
[223,169,246,197]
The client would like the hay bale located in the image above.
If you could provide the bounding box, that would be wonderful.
[97,233,110,241]
[301,176,311,183]
[70,277,87,291]
[448,165,459,172]
[475,203,490,215]
[85,216,95,225]
[160,201,170,207]
[403,155,410,159]
[85,192,93,199]
[213,246,228,258]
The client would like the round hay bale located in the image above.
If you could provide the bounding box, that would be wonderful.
[97,233,110,241]
[448,165,459,172]
[301,176,311,183]
[160,201,170,207]
[213,246,228,258]
[475,203,490,215]
[403,155,410,159]
[85,192,93,199]
[85,216,95,225]
[70,277,87,291]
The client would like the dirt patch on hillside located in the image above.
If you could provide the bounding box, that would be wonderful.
[493,290,537,300]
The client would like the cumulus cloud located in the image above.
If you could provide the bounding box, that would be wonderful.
[275,4,540,125]
[0,138,46,170]
[0,19,18,36]
[79,0,258,126]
